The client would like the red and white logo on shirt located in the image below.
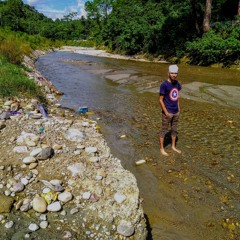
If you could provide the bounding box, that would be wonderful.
[169,88,179,101]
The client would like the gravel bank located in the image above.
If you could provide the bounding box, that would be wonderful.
[0,50,147,240]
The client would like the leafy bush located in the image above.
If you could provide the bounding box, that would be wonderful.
[186,26,240,66]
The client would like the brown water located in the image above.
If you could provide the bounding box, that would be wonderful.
[36,52,240,240]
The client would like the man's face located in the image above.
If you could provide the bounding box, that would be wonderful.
[169,72,178,81]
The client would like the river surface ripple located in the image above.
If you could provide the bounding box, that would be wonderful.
[36,51,240,240]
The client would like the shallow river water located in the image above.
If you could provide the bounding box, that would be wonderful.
[36,51,240,240]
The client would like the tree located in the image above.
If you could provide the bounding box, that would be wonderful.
[203,0,212,32]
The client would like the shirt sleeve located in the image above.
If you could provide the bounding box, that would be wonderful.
[160,82,166,95]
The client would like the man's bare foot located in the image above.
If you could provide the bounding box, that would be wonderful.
[172,147,181,154]
[160,149,169,156]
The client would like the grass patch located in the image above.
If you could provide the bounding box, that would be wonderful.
[0,56,45,101]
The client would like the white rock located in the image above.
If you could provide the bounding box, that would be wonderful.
[30,148,42,157]
[40,221,48,229]
[40,214,47,221]
[117,224,135,237]
[82,192,91,200]
[50,179,62,186]
[58,192,73,203]
[13,146,28,153]
[5,221,14,229]
[135,159,146,165]
[85,147,97,154]
[30,113,42,119]
[42,188,51,194]
[47,201,62,212]
[23,156,36,164]
[21,178,29,185]
[12,182,25,192]
[114,193,126,204]
[29,223,39,232]
[76,145,85,149]
[82,122,90,127]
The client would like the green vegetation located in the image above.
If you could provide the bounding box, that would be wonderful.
[186,26,240,66]
[84,0,240,66]
[0,0,239,74]
[0,55,45,100]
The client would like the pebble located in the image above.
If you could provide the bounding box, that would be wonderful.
[32,196,47,213]
[117,224,135,237]
[40,221,48,229]
[58,192,73,203]
[63,231,72,239]
[82,192,91,200]
[70,208,78,215]
[50,179,62,185]
[23,156,36,164]
[5,221,14,229]
[21,178,29,185]
[85,147,97,154]
[114,193,126,204]
[24,234,30,238]
[60,210,67,216]
[29,223,39,231]
[12,182,25,193]
[20,203,31,212]
[13,146,28,153]
[47,201,62,212]
[30,148,42,157]
[36,147,54,160]
[4,189,11,196]
[40,214,47,221]
[42,188,51,194]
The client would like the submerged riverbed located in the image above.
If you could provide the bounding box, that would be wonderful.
[36,49,240,240]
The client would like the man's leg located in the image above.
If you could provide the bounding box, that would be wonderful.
[171,135,181,153]
[160,113,170,156]
[160,137,169,156]
[171,113,181,154]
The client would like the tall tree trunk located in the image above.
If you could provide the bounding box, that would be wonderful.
[190,0,200,34]
[203,0,212,33]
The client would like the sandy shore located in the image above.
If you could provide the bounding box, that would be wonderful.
[59,46,167,63]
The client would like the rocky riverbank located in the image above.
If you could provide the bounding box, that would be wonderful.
[0,50,147,239]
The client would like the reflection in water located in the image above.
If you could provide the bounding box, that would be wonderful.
[36,52,240,240]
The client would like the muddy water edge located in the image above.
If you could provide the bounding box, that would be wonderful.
[35,51,240,240]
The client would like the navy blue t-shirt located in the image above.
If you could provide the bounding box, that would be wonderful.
[159,80,181,114]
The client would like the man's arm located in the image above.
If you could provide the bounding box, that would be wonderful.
[159,95,169,117]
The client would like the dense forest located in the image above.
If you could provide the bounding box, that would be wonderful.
[0,0,240,67]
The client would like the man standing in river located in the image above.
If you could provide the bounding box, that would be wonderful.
[159,64,181,156]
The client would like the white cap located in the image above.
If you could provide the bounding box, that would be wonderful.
[169,65,179,73]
